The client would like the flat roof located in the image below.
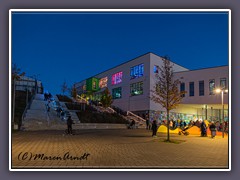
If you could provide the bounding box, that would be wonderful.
[75,52,188,85]
[173,65,228,74]
[75,52,228,85]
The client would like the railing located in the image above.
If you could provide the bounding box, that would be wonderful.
[111,106,127,116]
[107,107,116,113]
[21,94,35,123]
[76,95,88,104]
[127,111,146,123]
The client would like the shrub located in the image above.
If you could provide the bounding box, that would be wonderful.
[76,111,128,124]
[56,94,72,102]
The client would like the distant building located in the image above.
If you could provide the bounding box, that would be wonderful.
[15,76,43,94]
[74,52,229,123]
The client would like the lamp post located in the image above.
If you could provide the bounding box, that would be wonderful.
[26,77,29,105]
[215,88,228,138]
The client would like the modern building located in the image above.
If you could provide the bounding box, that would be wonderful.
[15,76,43,94]
[74,52,229,123]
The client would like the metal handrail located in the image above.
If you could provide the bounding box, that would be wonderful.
[76,95,88,104]
[21,94,35,123]
[127,111,146,123]
[107,107,116,113]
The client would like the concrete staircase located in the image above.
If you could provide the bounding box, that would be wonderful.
[118,111,146,129]
[22,94,145,131]
[22,94,65,130]
[58,101,80,124]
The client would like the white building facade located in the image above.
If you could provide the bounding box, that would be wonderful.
[75,53,229,123]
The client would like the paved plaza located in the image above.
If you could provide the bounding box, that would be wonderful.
[11,129,229,169]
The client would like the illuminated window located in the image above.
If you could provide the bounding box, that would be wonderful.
[154,65,159,73]
[112,72,123,85]
[93,81,96,89]
[130,64,144,79]
[112,87,122,99]
[99,77,108,88]
[209,79,215,95]
[220,78,227,90]
[130,82,143,96]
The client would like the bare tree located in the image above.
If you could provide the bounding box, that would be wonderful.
[12,63,25,81]
[61,80,68,95]
[70,84,77,99]
[151,56,186,142]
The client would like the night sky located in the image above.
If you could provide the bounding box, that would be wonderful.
[11,11,229,95]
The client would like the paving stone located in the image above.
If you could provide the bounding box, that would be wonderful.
[11,129,229,169]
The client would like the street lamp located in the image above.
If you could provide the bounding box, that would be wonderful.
[215,88,228,138]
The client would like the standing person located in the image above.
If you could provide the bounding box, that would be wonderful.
[146,114,150,130]
[56,107,61,117]
[152,120,158,137]
[129,119,135,129]
[67,116,74,135]
[200,121,207,137]
[46,103,50,113]
[209,121,217,138]
[172,120,176,129]
[44,93,47,101]
[183,120,187,127]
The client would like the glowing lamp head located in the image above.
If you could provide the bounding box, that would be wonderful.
[215,89,221,93]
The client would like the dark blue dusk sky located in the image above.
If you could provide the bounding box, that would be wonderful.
[12,11,229,95]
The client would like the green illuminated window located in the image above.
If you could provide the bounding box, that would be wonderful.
[112,87,122,99]
[130,82,143,96]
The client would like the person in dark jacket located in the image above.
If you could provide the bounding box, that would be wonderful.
[67,116,74,135]
[129,119,136,129]
[152,120,158,137]
[145,114,150,130]
[209,121,217,138]
[200,121,207,137]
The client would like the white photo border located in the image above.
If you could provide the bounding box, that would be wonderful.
[9,9,231,172]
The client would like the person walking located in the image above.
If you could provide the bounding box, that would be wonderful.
[67,116,74,135]
[152,120,158,137]
[209,121,217,138]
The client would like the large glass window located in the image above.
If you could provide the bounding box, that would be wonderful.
[154,65,159,73]
[112,87,122,99]
[130,82,143,96]
[189,82,194,96]
[130,64,144,79]
[112,72,123,85]
[199,81,204,96]
[99,77,108,88]
[93,81,96,89]
[180,82,185,97]
[209,79,215,95]
[220,78,227,90]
